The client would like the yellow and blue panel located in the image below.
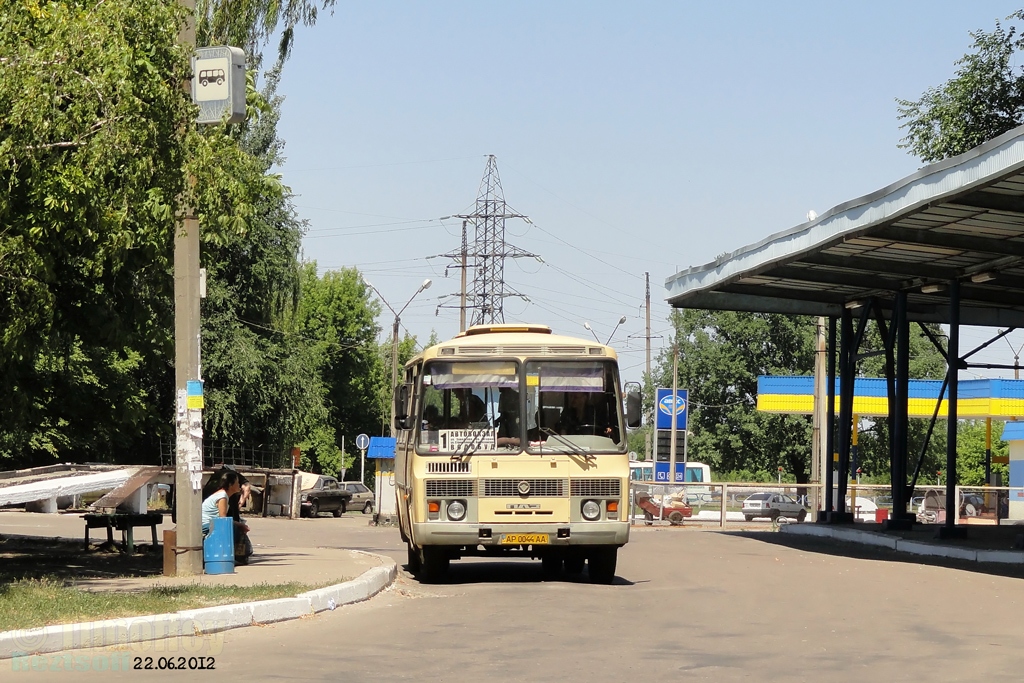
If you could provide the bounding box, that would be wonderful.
[757,375,1024,420]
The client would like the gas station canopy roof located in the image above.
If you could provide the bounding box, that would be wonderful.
[665,124,1024,327]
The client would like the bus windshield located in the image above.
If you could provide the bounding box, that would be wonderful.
[524,360,624,453]
[415,358,625,455]
[417,360,520,455]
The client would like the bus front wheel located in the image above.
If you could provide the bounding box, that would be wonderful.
[406,543,421,574]
[588,548,617,585]
[420,546,449,583]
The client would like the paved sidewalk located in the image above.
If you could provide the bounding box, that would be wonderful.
[71,546,384,592]
[781,521,1024,565]
[0,512,399,659]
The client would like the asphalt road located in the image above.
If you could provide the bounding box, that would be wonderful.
[8,516,1024,681]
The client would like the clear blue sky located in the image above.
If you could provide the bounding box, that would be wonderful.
[272,2,1024,381]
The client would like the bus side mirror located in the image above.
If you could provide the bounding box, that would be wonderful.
[393,383,411,431]
[624,382,641,429]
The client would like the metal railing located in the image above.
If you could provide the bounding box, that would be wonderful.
[629,481,1024,528]
[159,438,291,470]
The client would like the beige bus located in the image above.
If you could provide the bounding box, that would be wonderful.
[392,324,641,583]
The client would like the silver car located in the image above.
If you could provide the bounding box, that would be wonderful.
[742,492,808,522]
[343,482,374,514]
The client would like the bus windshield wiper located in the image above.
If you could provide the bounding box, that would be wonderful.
[539,428,595,462]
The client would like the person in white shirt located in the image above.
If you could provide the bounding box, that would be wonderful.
[201,470,250,540]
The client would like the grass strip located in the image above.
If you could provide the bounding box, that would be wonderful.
[0,579,321,632]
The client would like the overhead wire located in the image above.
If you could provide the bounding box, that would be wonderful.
[499,161,690,261]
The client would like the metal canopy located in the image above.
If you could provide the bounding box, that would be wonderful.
[665,124,1024,327]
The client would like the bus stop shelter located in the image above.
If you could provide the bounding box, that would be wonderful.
[665,124,1024,535]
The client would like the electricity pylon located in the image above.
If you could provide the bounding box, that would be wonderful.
[437,155,537,328]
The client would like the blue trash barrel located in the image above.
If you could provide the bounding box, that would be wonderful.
[204,517,235,574]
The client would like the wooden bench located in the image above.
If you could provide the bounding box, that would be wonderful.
[83,512,164,554]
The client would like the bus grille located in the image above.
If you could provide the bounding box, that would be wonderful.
[482,478,567,497]
[570,478,621,497]
[426,462,471,474]
[425,480,477,497]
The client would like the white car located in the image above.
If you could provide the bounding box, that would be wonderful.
[742,492,808,522]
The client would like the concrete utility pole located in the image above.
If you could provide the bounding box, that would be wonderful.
[668,344,679,487]
[174,0,203,576]
[645,272,652,463]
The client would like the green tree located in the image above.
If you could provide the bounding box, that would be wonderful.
[195,0,337,67]
[659,310,816,482]
[898,10,1024,163]
[0,1,192,465]
[957,420,1009,486]
[0,2,302,467]
[199,66,325,464]
[290,264,383,474]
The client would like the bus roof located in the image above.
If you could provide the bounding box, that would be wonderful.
[407,324,620,366]
[457,324,552,337]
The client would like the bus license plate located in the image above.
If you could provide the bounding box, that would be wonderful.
[501,533,548,545]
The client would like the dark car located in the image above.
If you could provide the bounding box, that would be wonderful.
[300,476,353,518]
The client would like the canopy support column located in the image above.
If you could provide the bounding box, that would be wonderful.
[887,291,915,529]
[821,316,837,521]
[938,279,967,539]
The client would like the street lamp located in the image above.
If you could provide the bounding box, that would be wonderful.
[365,278,432,435]
[606,315,627,345]
[584,316,628,345]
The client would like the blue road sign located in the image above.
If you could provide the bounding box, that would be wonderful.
[654,462,688,483]
[656,388,688,430]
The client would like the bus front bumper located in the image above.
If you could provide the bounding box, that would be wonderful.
[412,521,629,547]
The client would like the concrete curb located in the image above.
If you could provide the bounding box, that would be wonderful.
[0,558,397,660]
[781,524,1024,563]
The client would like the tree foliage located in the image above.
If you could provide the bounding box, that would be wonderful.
[957,420,1009,486]
[290,264,383,475]
[199,69,327,461]
[0,1,193,464]
[195,0,336,67]
[898,10,1024,163]
[659,310,816,481]
[0,2,357,470]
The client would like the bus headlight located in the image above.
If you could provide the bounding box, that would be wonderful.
[582,500,601,521]
[447,500,467,521]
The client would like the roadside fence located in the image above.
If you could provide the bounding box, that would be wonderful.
[629,481,1024,528]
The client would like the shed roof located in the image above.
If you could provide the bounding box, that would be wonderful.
[665,124,1024,327]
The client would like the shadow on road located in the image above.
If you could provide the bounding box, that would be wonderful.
[0,534,163,585]
[401,559,635,586]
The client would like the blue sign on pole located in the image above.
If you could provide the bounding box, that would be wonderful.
[655,388,688,430]
[653,461,688,483]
